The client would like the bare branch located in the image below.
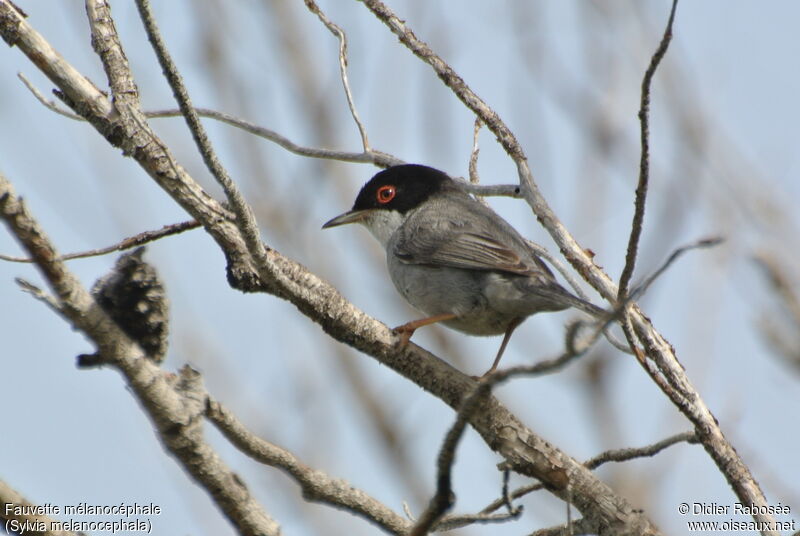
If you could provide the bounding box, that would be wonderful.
[617,0,678,301]
[304,0,371,152]
[17,71,402,167]
[357,0,611,303]
[0,219,200,263]
[478,482,545,517]
[468,118,482,185]
[133,0,270,286]
[1,2,777,534]
[355,1,777,528]
[629,236,723,302]
[436,510,522,531]
[0,172,281,536]
[584,431,697,470]
[457,181,522,198]
[0,479,81,536]
[150,107,402,167]
[479,431,697,516]
[85,0,139,103]
[410,381,491,535]
[206,399,410,535]
[467,118,492,205]
[15,277,63,313]
[435,469,522,531]
[17,71,82,119]
[411,332,603,535]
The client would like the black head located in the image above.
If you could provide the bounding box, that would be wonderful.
[351,164,453,214]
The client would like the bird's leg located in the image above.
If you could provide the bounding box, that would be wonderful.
[481,317,524,377]
[393,313,457,346]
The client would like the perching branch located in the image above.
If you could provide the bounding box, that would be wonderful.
[0,1,779,535]
[0,5,664,535]
[357,0,777,533]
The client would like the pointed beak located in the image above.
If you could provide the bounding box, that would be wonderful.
[322,209,372,229]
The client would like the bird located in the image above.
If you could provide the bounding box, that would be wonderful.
[323,164,603,376]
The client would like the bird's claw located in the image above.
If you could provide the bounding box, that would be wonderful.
[391,323,416,347]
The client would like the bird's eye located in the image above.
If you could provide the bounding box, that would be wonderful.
[376,185,396,204]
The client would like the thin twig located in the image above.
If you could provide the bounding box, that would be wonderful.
[304,0,370,152]
[357,0,611,306]
[458,181,521,198]
[409,380,492,535]
[629,236,723,302]
[621,319,684,404]
[584,430,697,469]
[15,277,63,313]
[410,329,604,535]
[469,118,482,184]
[478,482,544,516]
[617,0,679,301]
[206,398,411,535]
[0,219,200,263]
[479,431,697,516]
[17,72,83,119]
[151,108,401,166]
[435,510,521,531]
[468,118,491,208]
[18,69,401,166]
[402,502,415,521]
[135,0,273,291]
[501,468,517,514]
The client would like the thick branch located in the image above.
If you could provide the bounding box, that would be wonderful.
[0,479,80,536]
[207,399,411,535]
[0,173,280,536]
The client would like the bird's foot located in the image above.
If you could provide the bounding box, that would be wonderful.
[391,323,417,347]
[470,365,498,381]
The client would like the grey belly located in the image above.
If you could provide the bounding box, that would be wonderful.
[387,261,518,336]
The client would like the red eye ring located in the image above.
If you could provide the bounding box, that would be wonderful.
[376,184,396,204]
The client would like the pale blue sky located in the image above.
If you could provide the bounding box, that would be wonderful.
[1,2,798,535]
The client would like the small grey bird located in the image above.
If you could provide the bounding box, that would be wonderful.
[323,164,602,375]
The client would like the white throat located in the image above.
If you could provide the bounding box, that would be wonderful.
[361,210,405,248]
